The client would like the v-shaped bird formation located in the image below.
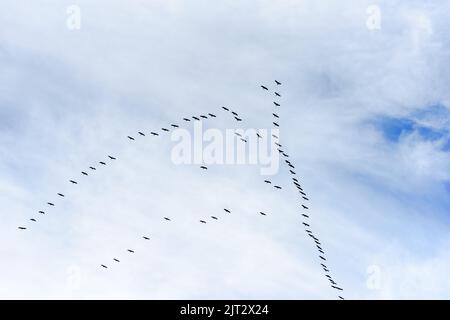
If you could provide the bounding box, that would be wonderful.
[17,80,344,299]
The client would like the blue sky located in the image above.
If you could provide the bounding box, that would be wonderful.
[1,0,450,299]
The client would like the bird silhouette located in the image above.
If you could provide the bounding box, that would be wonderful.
[222,107,230,111]
[57,193,64,197]
[192,116,200,121]
[260,212,267,216]
[200,220,207,224]
[108,156,116,160]
[89,166,96,170]
[211,216,218,220]
[274,185,282,189]
[235,132,242,137]
[302,214,309,218]
[200,166,208,170]
[127,136,135,141]
[143,236,150,240]
[274,102,280,107]
[303,222,310,227]
[290,170,296,175]
[240,138,247,143]
[164,217,171,221]
[183,118,191,121]
[275,80,282,85]
[151,132,159,136]
[99,162,106,165]
[18,227,27,230]
[127,249,135,253]
[162,128,170,132]
[171,124,179,128]
[138,132,145,136]
[30,219,36,222]
[224,209,231,213]
[234,117,242,122]
[200,115,208,119]
[101,265,108,269]
[275,92,281,97]
[273,113,279,118]
[256,133,262,138]
[69,180,78,184]
[320,256,326,261]
[332,286,343,291]
[302,205,309,209]
[231,111,238,116]
[39,211,45,215]
[272,134,279,139]
[81,172,88,176]
[208,113,216,117]
[273,122,279,127]
[113,259,120,263]
[264,180,272,184]
[261,85,269,90]
[338,296,344,300]
[303,196,309,201]
[47,202,55,206]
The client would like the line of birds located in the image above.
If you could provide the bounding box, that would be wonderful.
[18,80,344,299]
[260,80,344,300]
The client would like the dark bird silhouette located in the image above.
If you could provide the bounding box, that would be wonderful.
[302,205,309,210]
[339,296,344,300]
[151,132,159,136]
[264,180,272,184]
[39,211,45,215]
[292,177,298,182]
[302,214,309,218]
[108,156,116,160]
[30,219,36,222]
[200,166,208,170]
[300,191,306,196]
[81,172,88,176]
[320,256,326,261]
[261,85,269,90]
[192,116,200,121]
[235,132,242,137]
[127,136,135,141]
[332,286,343,291]
[164,217,171,221]
[275,92,281,97]
[282,152,289,157]
[273,113,279,118]
[231,111,238,116]
[57,193,64,197]
[171,124,179,128]
[303,222,310,227]
[274,185,282,189]
[138,132,145,136]
[222,107,230,111]
[200,115,208,119]
[183,118,191,121]
[224,209,231,213]
[290,170,296,175]
[113,259,120,263]
[275,142,282,147]
[256,133,262,138]
[101,265,108,269]
[208,113,216,117]
[241,138,247,143]
[260,212,267,216]
[274,102,280,107]
[69,180,77,184]
[18,227,27,230]
[162,128,170,132]
[275,80,282,85]
[273,122,279,127]
[127,249,135,253]
[143,236,150,240]
[211,216,218,220]
[47,202,55,206]
[324,268,330,272]
[303,197,309,201]
[200,220,207,224]
[319,249,324,254]
[89,166,96,170]
[321,263,327,269]
[272,134,279,139]
[234,117,242,121]
[99,162,106,165]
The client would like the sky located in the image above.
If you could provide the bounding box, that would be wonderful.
[1,0,450,299]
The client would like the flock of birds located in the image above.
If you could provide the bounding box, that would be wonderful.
[17,80,344,299]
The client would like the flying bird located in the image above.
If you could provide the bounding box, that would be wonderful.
[256,133,262,138]
[319,256,326,261]
[200,166,208,170]
[302,205,309,210]
[101,265,108,269]
[260,212,267,216]
[192,116,200,121]
[275,80,282,85]
[274,102,280,107]
[302,222,310,227]
[143,236,150,240]
[208,113,216,117]
[164,217,171,221]
[224,209,231,213]
[18,227,27,230]
[275,92,281,97]
[300,191,306,196]
[69,180,77,184]
[332,286,343,291]
[127,136,135,141]
[222,107,230,111]
[47,202,55,206]
[234,117,242,121]
[231,111,238,116]
[200,115,208,119]
[171,124,179,128]
[30,219,36,222]
[108,156,116,160]
[99,162,106,165]
[290,170,296,175]
[113,259,120,263]
[57,193,64,197]
[240,138,247,143]
[235,132,242,137]
[138,132,145,136]
[151,132,159,136]
[211,216,218,220]
[272,134,279,139]
[302,214,309,218]
[81,172,88,176]
[273,122,279,127]
[183,118,191,121]
[200,220,207,224]
[127,249,135,253]
[264,180,272,184]
[273,113,279,118]
[274,185,282,189]
[303,197,309,201]
[339,296,344,300]
[162,128,170,132]
[39,211,45,215]
[89,166,96,170]
[261,85,269,90]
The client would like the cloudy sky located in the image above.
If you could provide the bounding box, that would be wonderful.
[1,0,450,299]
